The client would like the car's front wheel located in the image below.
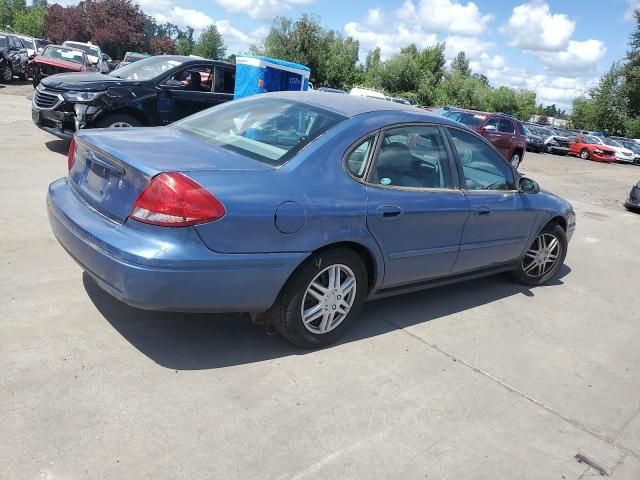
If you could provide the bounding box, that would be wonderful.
[580,148,590,160]
[511,224,567,286]
[270,248,367,348]
[95,113,142,129]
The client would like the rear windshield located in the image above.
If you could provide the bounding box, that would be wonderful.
[172,98,346,166]
[43,46,85,64]
[443,110,487,127]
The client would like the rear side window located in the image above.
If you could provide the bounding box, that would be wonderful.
[516,121,526,135]
[498,118,515,134]
[214,66,235,94]
[346,137,375,178]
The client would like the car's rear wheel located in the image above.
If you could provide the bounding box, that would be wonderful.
[511,224,567,286]
[580,148,590,160]
[95,113,142,129]
[0,64,12,83]
[510,152,521,169]
[269,248,367,348]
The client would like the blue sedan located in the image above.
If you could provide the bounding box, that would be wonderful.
[47,92,576,347]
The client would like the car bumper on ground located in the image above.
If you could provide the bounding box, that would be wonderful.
[47,177,308,312]
[625,185,640,210]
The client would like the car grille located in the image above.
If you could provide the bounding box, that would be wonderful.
[602,150,614,156]
[556,139,569,148]
[34,88,62,110]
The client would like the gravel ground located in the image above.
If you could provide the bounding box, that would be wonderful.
[1,83,640,480]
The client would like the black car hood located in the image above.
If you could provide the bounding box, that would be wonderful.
[41,72,142,91]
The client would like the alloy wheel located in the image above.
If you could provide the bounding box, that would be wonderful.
[300,264,357,335]
[1,66,12,82]
[511,153,521,169]
[522,233,561,278]
[109,122,133,128]
[580,149,589,159]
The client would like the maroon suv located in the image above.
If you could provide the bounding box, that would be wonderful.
[442,108,527,169]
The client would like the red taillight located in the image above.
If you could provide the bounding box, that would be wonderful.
[130,172,225,227]
[67,138,76,172]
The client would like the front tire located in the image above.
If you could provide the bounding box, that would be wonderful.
[511,224,567,286]
[95,113,142,129]
[580,148,590,160]
[269,248,367,348]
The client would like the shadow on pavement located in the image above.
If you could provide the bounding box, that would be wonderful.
[83,265,571,371]
[46,139,71,155]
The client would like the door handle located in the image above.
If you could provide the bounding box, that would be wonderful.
[474,205,492,218]
[376,205,403,219]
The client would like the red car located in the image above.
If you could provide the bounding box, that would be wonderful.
[568,134,616,162]
[31,45,97,87]
[442,108,527,169]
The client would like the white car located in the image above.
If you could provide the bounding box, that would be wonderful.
[593,137,636,163]
[16,35,36,57]
[61,41,108,73]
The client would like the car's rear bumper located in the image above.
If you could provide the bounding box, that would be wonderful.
[47,178,308,312]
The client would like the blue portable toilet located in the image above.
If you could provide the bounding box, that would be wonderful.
[234,54,311,99]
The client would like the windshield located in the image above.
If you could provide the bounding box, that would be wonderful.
[42,46,85,64]
[623,141,640,153]
[124,53,147,62]
[603,138,622,147]
[0,36,7,49]
[172,98,346,166]
[109,56,185,80]
[443,110,487,127]
[64,43,99,57]
[536,127,553,136]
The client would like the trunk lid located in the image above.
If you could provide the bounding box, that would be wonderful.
[69,127,272,224]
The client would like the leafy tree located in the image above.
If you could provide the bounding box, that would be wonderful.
[13,6,45,37]
[176,36,193,56]
[0,0,26,28]
[319,30,360,89]
[490,86,518,115]
[149,35,176,55]
[44,4,86,44]
[451,51,471,77]
[84,0,147,58]
[514,89,537,121]
[624,9,640,116]
[193,24,226,60]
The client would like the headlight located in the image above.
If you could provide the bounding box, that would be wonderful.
[548,140,558,146]
[63,91,104,102]
[594,149,603,154]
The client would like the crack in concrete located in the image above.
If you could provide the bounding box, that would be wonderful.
[371,312,640,461]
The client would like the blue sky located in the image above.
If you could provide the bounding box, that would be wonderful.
[52,0,640,107]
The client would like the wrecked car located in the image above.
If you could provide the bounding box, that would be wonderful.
[31,45,97,87]
[32,55,235,140]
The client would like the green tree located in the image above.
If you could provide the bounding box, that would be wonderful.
[13,6,45,37]
[624,9,640,116]
[176,36,193,56]
[490,86,518,115]
[514,89,537,121]
[0,0,26,28]
[193,24,226,59]
[450,51,471,77]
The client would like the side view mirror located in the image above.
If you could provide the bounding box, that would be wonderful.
[483,125,497,132]
[518,176,540,194]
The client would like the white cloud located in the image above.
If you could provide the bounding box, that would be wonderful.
[626,0,640,20]
[344,19,438,59]
[216,21,268,54]
[214,0,314,21]
[444,35,493,60]
[534,39,607,75]
[397,0,492,36]
[504,2,575,51]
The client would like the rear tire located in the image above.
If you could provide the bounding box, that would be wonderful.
[95,113,142,129]
[269,248,367,348]
[580,148,590,160]
[0,64,12,83]
[511,224,567,286]
[510,152,522,169]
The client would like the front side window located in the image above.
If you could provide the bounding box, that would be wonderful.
[484,117,500,131]
[371,125,453,189]
[162,66,213,92]
[448,128,515,191]
[345,137,375,178]
[172,98,346,166]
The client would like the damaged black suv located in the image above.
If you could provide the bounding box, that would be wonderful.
[32,55,235,140]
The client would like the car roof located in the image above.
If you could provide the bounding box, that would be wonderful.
[259,91,458,120]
